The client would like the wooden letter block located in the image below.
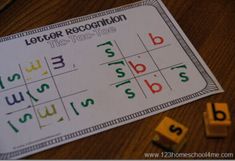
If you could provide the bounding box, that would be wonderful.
[152,117,188,152]
[204,103,231,137]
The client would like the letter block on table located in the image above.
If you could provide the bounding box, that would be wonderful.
[152,117,188,152]
[203,103,231,137]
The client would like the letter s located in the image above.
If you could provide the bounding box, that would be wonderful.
[169,125,182,135]
[37,83,50,93]
[81,98,95,107]
[179,72,189,82]
[8,73,21,82]
[19,113,33,123]
[125,88,135,99]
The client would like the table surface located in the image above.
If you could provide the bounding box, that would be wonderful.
[0,0,234,159]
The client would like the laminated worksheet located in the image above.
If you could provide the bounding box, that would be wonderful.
[0,0,223,159]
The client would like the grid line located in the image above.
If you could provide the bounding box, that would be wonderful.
[44,57,70,121]
[110,62,183,86]
[137,33,172,90]
[18,64,41,128]
[0,68,78,94]
[114,40,147,98]
[100,43,171,66]
[5,89,88,115]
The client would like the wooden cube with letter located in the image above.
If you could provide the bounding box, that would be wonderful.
[152,116,188,152]
[203,103,231,137]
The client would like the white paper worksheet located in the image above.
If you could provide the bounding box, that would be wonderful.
[0,0,223,159]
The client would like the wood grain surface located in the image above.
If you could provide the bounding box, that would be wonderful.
[0,0,234,159]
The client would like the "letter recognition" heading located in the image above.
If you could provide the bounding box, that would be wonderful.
[25,14,127,46]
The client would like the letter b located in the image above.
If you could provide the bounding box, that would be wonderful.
[148,33,164,45]
[144,79,162,94]
[128,61,146,74]
[212,104,226,121]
